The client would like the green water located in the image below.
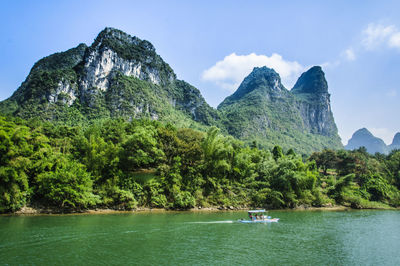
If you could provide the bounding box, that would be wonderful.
[1,210,400,265]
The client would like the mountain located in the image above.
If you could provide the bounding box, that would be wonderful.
[345,128,388,154]
[345,128,400,154]
[0,27,218,128]
[218,66,342,153]
[389,133,400,151]
[0,27,342,154]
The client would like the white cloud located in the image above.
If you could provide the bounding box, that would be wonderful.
[202,53,304,92]
[370,127,396,145]
[344,48,356,61]
[324,23,400,68]
[362,23,400,50]
[389,32,400,48]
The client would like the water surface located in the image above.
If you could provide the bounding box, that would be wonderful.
[1,210,399,265]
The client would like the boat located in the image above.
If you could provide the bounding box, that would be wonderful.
[238,209,279,223]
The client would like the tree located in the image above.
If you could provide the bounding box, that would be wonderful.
[336,150,357,176]
[202,127,233,179]
[0,119,32,212]
[309,149,338,175]
[35,156,98,209]
[120,125,164,170]
[327,174,355,204]
[272,145,283,161]
[386,150,400,189]
[73,133,121,186]
[286,148,296,157]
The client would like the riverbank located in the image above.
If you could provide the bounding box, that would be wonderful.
[11,206,249,215]
[6,204,396,216]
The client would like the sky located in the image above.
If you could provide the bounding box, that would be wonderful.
[0,0,399,145]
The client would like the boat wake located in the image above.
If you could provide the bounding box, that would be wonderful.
[186,221,234,224]
[123,230,138,233]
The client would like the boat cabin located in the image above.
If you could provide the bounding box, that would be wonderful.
[239,209,279,223]
[248,210,269,220]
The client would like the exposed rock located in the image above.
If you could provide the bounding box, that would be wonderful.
[80,47,163,92]
[0,27,216,126]
[48,79,77,106]
[292,66,338,136]
[87,27,176,85]
[15,206,38,214]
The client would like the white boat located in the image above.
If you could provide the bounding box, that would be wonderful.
[238,209,279,223]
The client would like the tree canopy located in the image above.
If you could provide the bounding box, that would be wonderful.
[1,115,399,213]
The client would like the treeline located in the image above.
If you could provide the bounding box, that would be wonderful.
[1,115,399,213]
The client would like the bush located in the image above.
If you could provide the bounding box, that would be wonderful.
[35,157,98,209]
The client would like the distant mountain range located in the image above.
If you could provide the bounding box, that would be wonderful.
[0,27,342,154]
[345,128,400,154]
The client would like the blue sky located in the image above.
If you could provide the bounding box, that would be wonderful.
[1,0,399,145]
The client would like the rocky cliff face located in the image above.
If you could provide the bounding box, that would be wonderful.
[292,66,338,136]
[80,28,175,93]
[0,27,217,126]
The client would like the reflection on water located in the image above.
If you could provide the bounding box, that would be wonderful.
[1,210,399,265]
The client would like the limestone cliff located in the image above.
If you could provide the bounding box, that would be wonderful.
[292,66,338,137]
[0,27,217,126]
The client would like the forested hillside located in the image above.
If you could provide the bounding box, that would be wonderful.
[1,115,399,213]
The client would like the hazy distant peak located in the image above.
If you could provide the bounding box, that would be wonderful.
[353,128,374,138]
[391,132,400,146]
[346,128,388,154]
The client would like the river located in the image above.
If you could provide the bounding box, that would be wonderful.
[1,210,399,265]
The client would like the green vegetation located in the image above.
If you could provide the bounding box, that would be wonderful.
[217,66,342,154]
[1,28,393,213]
[218,81,342,154]
[310,147,400,208]
[91,27,175,85]
[0,28,342,155]
[1,115,399,213]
